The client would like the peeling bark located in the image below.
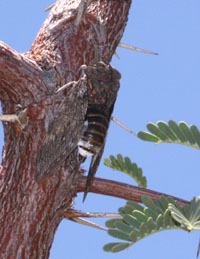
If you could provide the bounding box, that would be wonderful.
[0,0,131,258]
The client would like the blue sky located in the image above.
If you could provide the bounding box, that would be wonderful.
[1,0,200,258]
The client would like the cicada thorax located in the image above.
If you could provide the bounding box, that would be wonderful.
[78,104,109,161]
[84,62,121,108]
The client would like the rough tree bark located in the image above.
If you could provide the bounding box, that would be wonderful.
[0,0,132,258]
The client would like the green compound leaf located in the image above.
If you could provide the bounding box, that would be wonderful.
[104,196,200,253]
[104,154,147,188]
[137,120,200,150]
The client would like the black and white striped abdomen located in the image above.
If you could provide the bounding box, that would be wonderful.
[78,105,109,159]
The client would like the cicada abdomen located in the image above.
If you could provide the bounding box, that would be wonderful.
[78,104,109,161]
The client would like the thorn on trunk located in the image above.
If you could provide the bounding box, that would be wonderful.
[0,108,29,130]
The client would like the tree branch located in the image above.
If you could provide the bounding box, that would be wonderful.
[30,0,131,80]
[0,41,47,104]
[77,176,189,207]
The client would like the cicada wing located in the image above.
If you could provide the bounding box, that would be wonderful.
[82,142,105,202]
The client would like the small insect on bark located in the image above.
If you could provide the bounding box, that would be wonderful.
[78,61,121,201]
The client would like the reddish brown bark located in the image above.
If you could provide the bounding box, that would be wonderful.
[78,176,189,207]
[0,0,131,258]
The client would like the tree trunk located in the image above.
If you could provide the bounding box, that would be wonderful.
[0,0,131,258]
